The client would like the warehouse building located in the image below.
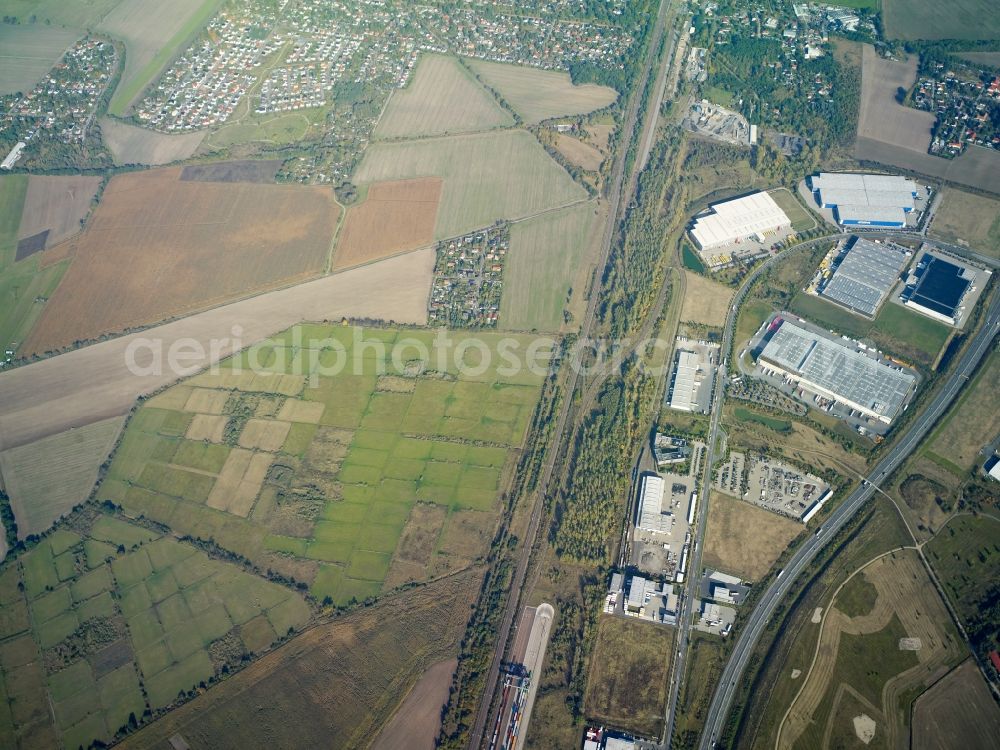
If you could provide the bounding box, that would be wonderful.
[758,318,916,424]
[636,474,671,534]
[809,172,917,227]
[900,252,973,325]
[819,237,911,317]
[690,191,791,252]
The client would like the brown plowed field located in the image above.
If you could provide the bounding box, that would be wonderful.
[912,659,1000,750]
[554,134,605,171]
[24,167,340,355]
[332,178,442,270]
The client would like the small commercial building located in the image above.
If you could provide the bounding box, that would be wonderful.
[1,142,26,170]
[758,318,916,424]
[809,172,917,228]
[653,434,690,466]
[691,191,791,252]
[900,252,973,325]
[636,474,671,534]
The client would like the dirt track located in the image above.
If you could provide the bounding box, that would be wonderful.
[780,550,962,749]
[0,249,434,454]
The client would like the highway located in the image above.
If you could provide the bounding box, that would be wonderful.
[696,277,1000,748]
[465,2,678,746]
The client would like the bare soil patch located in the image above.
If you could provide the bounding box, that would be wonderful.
[17,175,102,250]
[333,178,442,270]
[703,492,803,581]
[24,167,340,354]
[372,657,457,750]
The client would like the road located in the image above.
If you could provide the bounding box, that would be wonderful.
[697,283,1000,749]
[660,234,837,745]
[465,2,678,746]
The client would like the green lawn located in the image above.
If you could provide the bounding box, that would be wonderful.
[789,293,950,366]
[768,188,816,233]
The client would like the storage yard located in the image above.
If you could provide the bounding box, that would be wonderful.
[714,451,830,521]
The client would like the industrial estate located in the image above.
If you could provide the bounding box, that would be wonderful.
[0,2,998,750]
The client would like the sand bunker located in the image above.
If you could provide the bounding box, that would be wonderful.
[853,713,877,744]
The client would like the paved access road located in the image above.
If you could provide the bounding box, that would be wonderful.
[697,284,1000,749]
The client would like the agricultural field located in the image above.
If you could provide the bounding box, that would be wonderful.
[929,188,1000,259]
[0,510,310,749]
[767,188,816,233]
[0,24,80,94]
[927,348,1000,472]
[468,59,618,124]
[22,166,340,355]
[854,44,1000,194]
[371,657,456,750]
[99,117,206,165]
[857,45,934,154]
[500,200,601,331]
[911,659,1000,750]
[93,324,545,605]
[16,175,102,255]
[882,0,1000,41]
[353,129,587,241]
[373,54,513,140]
[117,570,478,750]
[100,0,224,116]
[0,0,123,27]
[332,178,443,270]
[680,270,733,328]
[0,249,435,463]
[788,292,950,368]
[583,615,674,737]
[0,416,124,539]
[553,133,605,171]
[0,174,72,352]
[780,550,964,750]
[703,492,803,581]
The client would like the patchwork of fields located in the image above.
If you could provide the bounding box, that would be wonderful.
[468,59,618,123]
[374,54,513,140]
[0,513,310,750]
[94,324,546,605]
[23,166,340,355]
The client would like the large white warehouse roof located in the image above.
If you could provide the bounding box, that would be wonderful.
[691,191,791,251]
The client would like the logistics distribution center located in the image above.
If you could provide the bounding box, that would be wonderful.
[901,251,974,325]
[690,191,791,253]
[809,172,918,227]
[819,237,911,317]
[758,318,916,424]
